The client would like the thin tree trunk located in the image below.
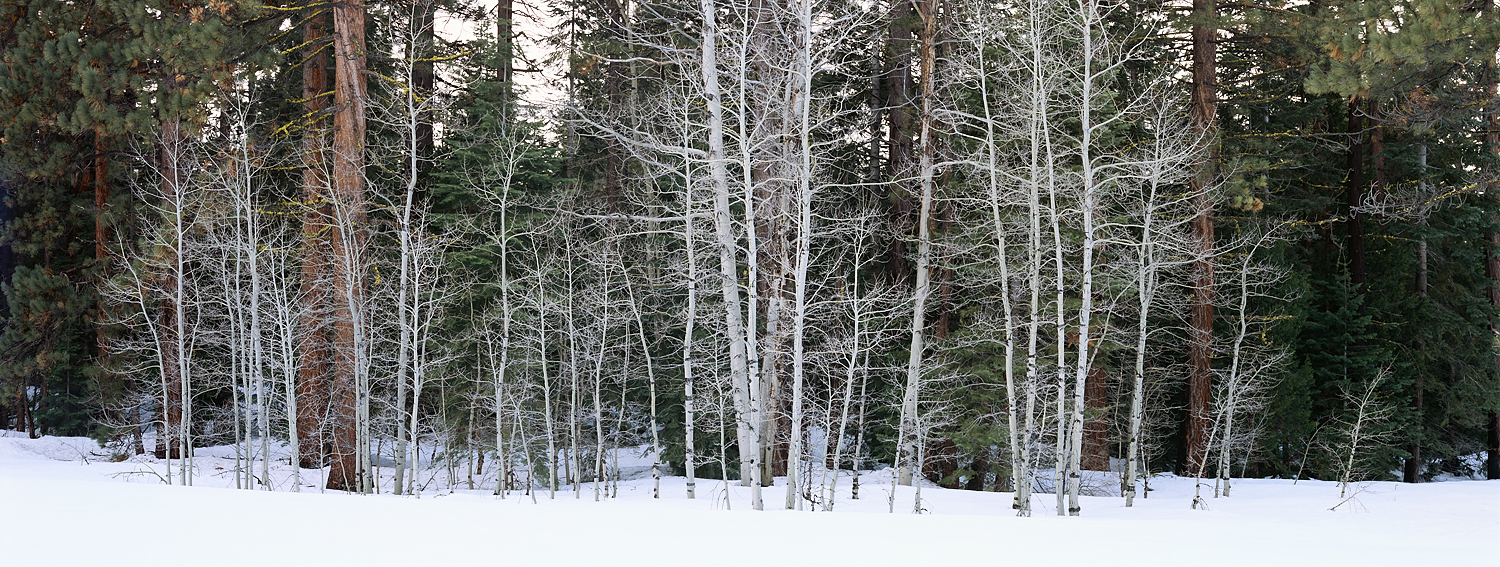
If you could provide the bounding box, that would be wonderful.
[785,0,815,509]
[682,184,698,500]
[703,0,763,509]
[898,0,938,489]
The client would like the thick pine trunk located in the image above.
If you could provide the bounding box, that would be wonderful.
[94,137,109,363]
[1184,0,1216,475]
[154,307,183,460]
[325,0,368,492]
[1082,363,1109,471]
[297,13,332,470]
[885,0,915,283]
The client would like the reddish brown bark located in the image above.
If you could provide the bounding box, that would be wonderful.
[13,389,28,436]
[325,0,368,492]
[1082,363,1109,471]
[154,302,183,459]
[153,109,187,460]
[964,455,990,491]
[94,138,107,265]
[94,137,109,358]
[297,13,332,470]
[922,438,958,487]
[1185,0,1217,475]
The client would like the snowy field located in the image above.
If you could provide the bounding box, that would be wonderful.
[1,432,1495,567]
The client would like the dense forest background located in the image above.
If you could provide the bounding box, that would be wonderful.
[2,0,1498,513]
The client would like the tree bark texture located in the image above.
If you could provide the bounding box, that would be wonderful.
[326,0,368,492]
[1082,362,1108,472]
[1185,0,1216,475]
[884,0,915,283]
[297,13,332,470]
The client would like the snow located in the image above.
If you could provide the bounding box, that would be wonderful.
[2,432,1495,566]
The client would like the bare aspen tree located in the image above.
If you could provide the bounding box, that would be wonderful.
[1331,366,1395,500]
[467,123,530,496]
[948,1,1029,512]
[680,151,701,500]
[1060,0,1113,517]
[623,262,664,498]
[211,99,276,490]
[262,213,305,492]
[897,0,940,490]
[701,0,765,509]
[1122,98,1201,507]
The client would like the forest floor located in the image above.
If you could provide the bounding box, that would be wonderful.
[1,431,1495,566]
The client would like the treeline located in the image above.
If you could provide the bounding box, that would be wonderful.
[1,0,1498,513]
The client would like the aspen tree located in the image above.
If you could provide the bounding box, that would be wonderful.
[1123,102,1193,507]
[897,0,940,489]
[784,0,817,510]
[701,0,764,510]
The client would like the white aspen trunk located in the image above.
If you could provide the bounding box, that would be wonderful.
[735,2,767,494]
[912,425,925,513]
[592,286,608,502]
[467,403,476,490]
[1066,0,1101,517]
[899,0,939,489]
[228,271,243,490]
[1125,188,1158,507]
[785,0,814,510]
[495,186,515,497]
[166,121,193,487]
[229,119,270,491]
[540,312,558,498]
[717,379,732,509]
[405,246,425,496]
[625,276,663,498]
[614,354,628,499]
[974,23,1021,512]
[483,332,506,496]
[566,246,582,497]
[283,334,299,492]
[234,242,248,489]
[682,180,698,500]
[1218,237,1264,498]
[266,227,300,492]
[827,262,863,510]
[393,12,430,494]
[851,352,870,501]
[1015,0,1050,515]
[703,0,763,509]
[1049,133,1066,516]
[404,256,426,496]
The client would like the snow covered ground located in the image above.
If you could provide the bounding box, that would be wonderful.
[1,431,1495,566]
